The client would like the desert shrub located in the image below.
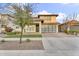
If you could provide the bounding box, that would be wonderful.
[67,30,79,35]
[26,39,31,42]
[64,30,69,34]
[15,32,21,34]
[5,27,13,32]
[1,39,6,42]
[68,30,75,35]
[64,30,67,33]
[76,30,79,33]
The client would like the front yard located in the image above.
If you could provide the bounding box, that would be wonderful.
[4,32,42,38]
[5,34,42,38]
[0,32,43,50]
[0,40,44,50]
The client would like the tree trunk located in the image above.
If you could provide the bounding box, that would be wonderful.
[20,28,23,44]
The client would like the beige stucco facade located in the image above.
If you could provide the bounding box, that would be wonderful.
[38,14,58,33]
[51,16,57,23]
[24,21,41,33]
[24,25,36,32]
[11,20,42,34]
[41,16,57,23]
[0,14,58,34]
[0,14,9,26]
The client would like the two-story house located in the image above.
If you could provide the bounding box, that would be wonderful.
[0,13,59,34]
[38,14,58,33]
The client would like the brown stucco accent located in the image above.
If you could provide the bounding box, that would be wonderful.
[42,22,59,25]
[38,14,58,18]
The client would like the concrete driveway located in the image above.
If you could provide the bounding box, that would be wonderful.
[0,33,79,56]
[42,36,79,56]
[41,33,79,55]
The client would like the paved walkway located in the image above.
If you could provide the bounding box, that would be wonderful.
[0,33,79,56]
[42,33,78,37]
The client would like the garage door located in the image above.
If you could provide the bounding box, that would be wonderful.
[41,25,56,32]
[70,25,79,30]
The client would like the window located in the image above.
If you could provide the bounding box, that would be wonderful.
[16,26,19,29]
[24,25,36,32]
[44,16,51,20]
[40,16,51,20]
[41,21,44,23]
[47,16,51,20]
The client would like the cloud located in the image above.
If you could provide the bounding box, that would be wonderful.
[36,10,52,14]
[75,14,79,21]
[56,13,67,23]
[32,10,52,17]
[61,3,79,6]
[62,3,70,4]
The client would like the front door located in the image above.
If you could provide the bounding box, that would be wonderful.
[36,24,39,32]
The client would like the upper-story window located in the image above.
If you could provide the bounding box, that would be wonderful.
[39,16,51,20]
[41,20,44,23]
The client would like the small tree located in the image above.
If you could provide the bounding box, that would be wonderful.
[11,4,33,44]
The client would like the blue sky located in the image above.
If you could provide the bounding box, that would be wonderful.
[0,3,79,23]
[35,3,79,23]
[1,3,79,14]
[0,3,11,14]
[35,3,79,14]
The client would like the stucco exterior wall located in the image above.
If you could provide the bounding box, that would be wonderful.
[38,15,58,33]
[12,21,41,34]
[39,15,57,23]
[24,25,36,32]
[51,16,56,23]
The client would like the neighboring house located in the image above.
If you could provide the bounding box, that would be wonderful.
[0,14,9,26]
[59,20,79,32]
[0,14,11,33]
[0,13,59,34]
[0,14,18,33]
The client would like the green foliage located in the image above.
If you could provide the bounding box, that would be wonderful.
[5,34,42,38]
[69,30,75,35]
[6,32,21,35]
[12,4,33,28]
[26,39,31,42]
[64,30,79,35]
[64,30,69,34]
[11,4,33,43]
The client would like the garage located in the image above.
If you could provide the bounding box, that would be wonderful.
[70,25,79,30]
[41,24,57,33]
